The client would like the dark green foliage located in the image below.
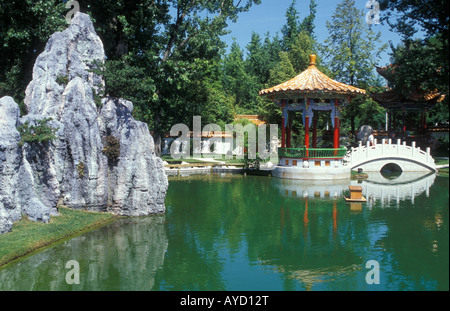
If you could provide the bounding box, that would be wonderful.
[321,0,386,86]
[56,74,69,86]
[102,135,120,163]
[320,0,387,135]
[2,0,446,152]
[90,59,156,122]
[387,37,449,126]
[17,118,58,146]
[0,0,66,105]
[380,0,449,40]
[76,162,85,179]
[381,0,448,126]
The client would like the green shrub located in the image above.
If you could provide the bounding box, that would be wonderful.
[17,118,58,146]
[76,162,85,178]
[56,74,69,86]
[102,135,120,162]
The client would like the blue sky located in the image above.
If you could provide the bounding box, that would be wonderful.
[221,0,404,67]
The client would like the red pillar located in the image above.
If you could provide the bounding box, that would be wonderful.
[420,108,426,132]
[424,108,427,130]
[312,112,318,148]
[304,101,310,149]
[281,100,286,148]
[287,117,292,148]
[303,198,309,238]
[333,99,339,149]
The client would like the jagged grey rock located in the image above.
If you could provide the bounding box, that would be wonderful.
[0,201,13,234]
[24,12,104,116]
[357,125,374,144]
[99,98,168,215]
[0,96,54,232]
[0,13,167,233]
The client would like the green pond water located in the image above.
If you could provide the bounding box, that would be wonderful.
[0,172,448,291]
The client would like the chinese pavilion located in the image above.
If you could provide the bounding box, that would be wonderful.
[370,65,446,134]
[259,54,366,180]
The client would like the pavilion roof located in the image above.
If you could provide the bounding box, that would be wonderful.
[259,55,366,99]
[370,88,445,108]
[375,64,398,80]
[371,63,446,108]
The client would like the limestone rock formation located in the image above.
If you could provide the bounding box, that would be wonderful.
[99,98,167,215]
[0,13,167,233]
[0,96,56,234]
[357,125,374,144]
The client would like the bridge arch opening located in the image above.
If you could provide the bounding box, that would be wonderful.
[380,163,403,179]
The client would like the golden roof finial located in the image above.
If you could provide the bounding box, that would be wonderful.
[309,54,316,66]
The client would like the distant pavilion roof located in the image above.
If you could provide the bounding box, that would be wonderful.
[234,114,266,126]
[371,64,446,108]
[259,55,366,100]
[370,89,445,108]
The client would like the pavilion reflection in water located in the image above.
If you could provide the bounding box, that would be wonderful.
[272,171,436,205]
[266,171,437,290]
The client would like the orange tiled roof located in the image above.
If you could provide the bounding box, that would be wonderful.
[373,63,446,106]
[370,89,445,106]
[375,64,398,79]
[234,115,266,126]
[259,55,366,98]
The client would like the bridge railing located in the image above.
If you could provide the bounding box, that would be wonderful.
[346,138,435,169]
[278,147,347,159]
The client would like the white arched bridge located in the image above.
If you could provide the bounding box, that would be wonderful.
[345,139,436,172]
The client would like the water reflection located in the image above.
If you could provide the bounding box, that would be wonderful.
[272,171,437,206]
[352,172,436,207]
[0,216,167,291]
[256,197,363,291]
[0,173,447,291]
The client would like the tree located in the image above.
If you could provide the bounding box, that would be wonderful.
[0,0,66,113]
[380,0,448,94]
[281,0,302,51]
[322,0,386,86]
[256,51,297,126]
[380,1,449,126]
[281,0,317,51]
[246,32,272,86]
[386,37,449,127]
[321,0,387,135]
[299,0,317,39]
[380,0,449,40]
[288,31,315,73]
[222,40,260,113]
[0,0,262,155]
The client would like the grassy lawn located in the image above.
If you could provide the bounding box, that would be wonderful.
[435,157,449,165]
[161,155,277,165]
[438,167,449,176]
[0,207,116,269]
[435,157,449,177]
